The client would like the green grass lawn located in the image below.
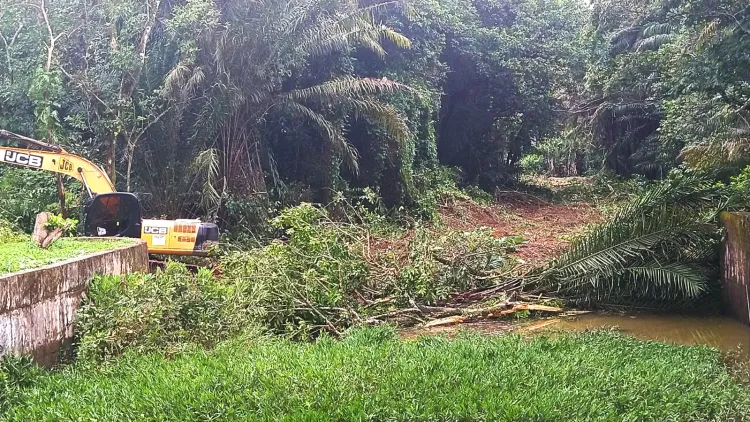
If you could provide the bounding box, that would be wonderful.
[3,329,749,421]
[0,238,131,275]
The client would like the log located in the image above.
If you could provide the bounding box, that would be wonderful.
[423,315,466,328]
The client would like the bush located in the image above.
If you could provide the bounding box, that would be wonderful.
[728,165,750,210]
[519,153,545,175]
[221,203,369,338]
[375,226,521,306]
[76,202,518,357]
[76,262,251,361]
[0,168,82,232]
[0,219,25,243]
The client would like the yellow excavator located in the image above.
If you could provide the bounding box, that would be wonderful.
[0,130,219,256]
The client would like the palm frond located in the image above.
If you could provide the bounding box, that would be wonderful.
[192,148,222,217]
[343,98,410,142]
[641,23,672,38]
[612,102,652,117]
[698,20,721,46]
[620,262,707,299]
[379,25,411,48]
[634,33,674,52]
[530,176,724,307]
[283,76,410,104]
[281,101,359,173]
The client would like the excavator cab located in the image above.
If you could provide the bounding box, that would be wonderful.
[83,193,142,238]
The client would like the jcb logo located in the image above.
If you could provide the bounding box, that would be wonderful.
[143,226,168,235]
[0,150,43,168]
[59,158,73,172]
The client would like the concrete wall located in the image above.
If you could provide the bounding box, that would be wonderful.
[0,239,148,366]
[721,212,750,326]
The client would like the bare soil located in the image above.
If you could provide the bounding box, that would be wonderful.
[439,192,601,264]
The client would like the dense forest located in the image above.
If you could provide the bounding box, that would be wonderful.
[0,0,587,229]
[2,0,748,224]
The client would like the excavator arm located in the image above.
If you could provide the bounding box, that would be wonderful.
[0,147,115,196]
[0,129,220,256]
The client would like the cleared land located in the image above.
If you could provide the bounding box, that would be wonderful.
[440,195,601,264]
[2,329,748,421]
[0,239,130,275]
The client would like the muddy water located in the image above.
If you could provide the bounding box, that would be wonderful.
[539,313,750,358]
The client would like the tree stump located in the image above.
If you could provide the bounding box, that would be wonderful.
[32,212,64,249]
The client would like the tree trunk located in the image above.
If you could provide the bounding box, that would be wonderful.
[107,134,117,185]
[56,174,67,218]
[32,212,64,249]
[126,142,135,192]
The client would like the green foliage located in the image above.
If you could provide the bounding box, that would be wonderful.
[221,203,369,338]
[0,238,129,275]
[388,227,519,305]
[75,200,514,350]
[436,0,588,189]
[576,0,750,178]
[0,356,42,413]
[4,330,750,421]
[0,168,82,233]
[536,134,590,177]
[545,173,649,205]
[0,0,591,222]
[533,174,726,308]
[0,219,24,243]
[76,262,252,362]
[728,165,750,209]
[519,153,545,175]
[43,214,77,233]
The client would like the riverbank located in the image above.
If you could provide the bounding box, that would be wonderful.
[2,328,748,421]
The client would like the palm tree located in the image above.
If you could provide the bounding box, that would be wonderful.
[162,0,413,218]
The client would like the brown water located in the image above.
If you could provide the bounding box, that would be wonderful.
[531,313,750,358]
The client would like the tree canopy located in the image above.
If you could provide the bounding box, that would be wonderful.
[1,0,749,230]
[0,0,587,228]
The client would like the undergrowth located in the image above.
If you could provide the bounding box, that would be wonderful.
[0,219,24,244]
[76,201,517,359]
[4,328,750,421]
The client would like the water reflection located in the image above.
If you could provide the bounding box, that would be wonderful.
[549,314,750,358]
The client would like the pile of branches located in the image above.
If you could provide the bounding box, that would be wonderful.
[367,173,728,326]
[221,173,727,337]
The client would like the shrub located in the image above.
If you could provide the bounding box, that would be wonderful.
[0,220,25,243]
[75,202,518,357]
[728,165,750,210]
[221,203,369,338]
[519,153,545,175]
[377,227,521,306]
[75,262,249,361]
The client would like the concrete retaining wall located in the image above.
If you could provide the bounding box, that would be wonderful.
[0,239,148,366]
[721,212,750,326]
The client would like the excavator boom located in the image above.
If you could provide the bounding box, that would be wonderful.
[0,147,115,196]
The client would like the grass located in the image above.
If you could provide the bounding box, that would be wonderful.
[0,238,131,275]
[3,328,749,421]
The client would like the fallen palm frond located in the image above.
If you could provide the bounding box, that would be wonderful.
[523,174,725,309]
